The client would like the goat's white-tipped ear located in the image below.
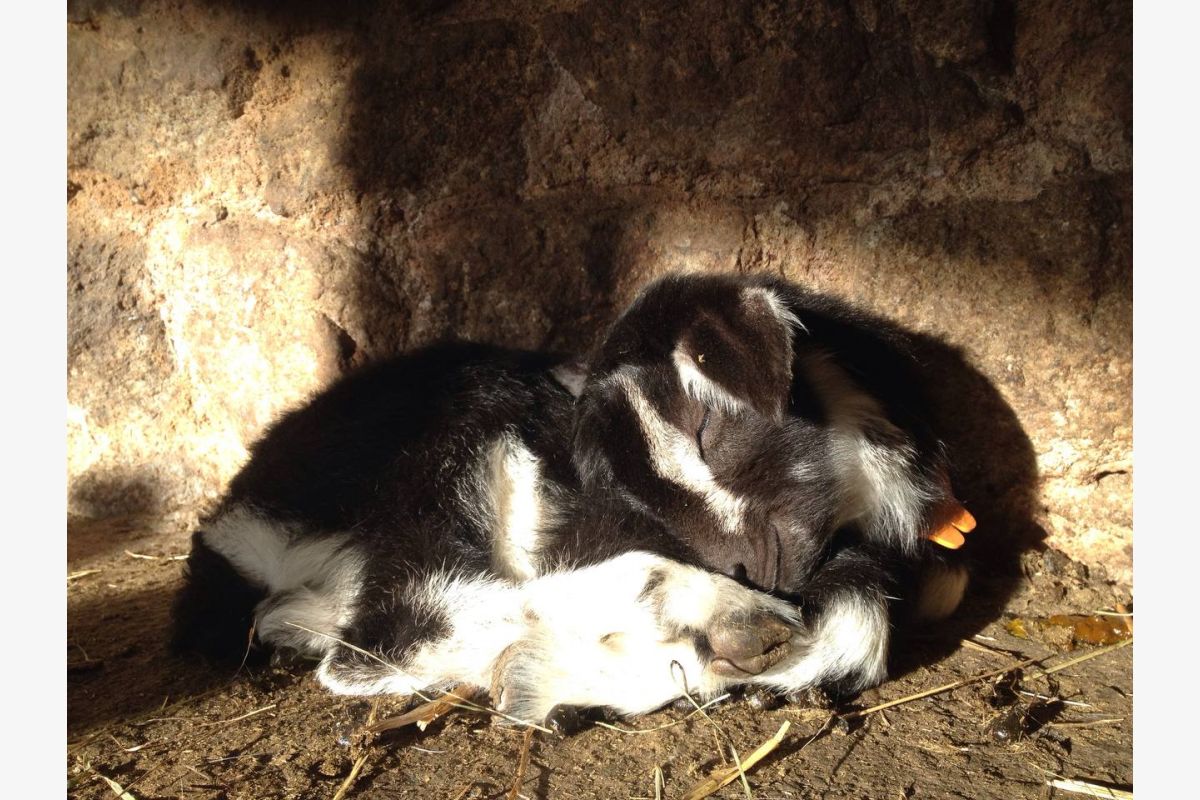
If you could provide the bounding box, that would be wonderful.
[550,359,588,398]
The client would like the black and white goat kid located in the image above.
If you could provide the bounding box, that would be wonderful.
[173,273,971,725]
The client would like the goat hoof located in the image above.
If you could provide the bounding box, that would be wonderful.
[545,704,618,736]
[708,615,793,676]
[745,688,786,711]
[546,704,588,736]
[784,685,835,709]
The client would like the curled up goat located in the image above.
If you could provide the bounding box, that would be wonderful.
[172,272,973,726]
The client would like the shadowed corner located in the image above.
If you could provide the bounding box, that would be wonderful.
[886,330,1046,680]
[68,472,170,562]
[68,580,233,737]
[68,565,318,744]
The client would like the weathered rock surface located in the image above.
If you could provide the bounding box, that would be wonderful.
[67,0,1132,583]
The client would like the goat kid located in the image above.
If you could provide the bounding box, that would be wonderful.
[173,273,971,725]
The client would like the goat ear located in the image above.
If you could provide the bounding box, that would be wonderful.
[570,392,615,487]
[677,290,797,419]
[550,358,589,398]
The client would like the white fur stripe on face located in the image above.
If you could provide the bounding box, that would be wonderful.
[616,371,746,534]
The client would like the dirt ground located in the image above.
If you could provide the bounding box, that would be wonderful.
[67,514,1132,800]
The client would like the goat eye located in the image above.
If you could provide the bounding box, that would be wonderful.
[696,407,712,459]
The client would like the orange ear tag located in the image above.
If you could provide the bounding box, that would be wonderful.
[929,502,976,549]
[929,526,966,549]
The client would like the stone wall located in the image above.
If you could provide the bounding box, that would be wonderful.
[67,0,1132,582]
